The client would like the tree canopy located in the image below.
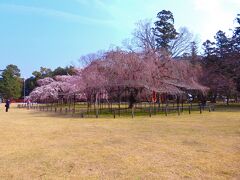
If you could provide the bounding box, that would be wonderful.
[29,50,207,107]
[202,14,240,101]
[153,10,178,52]
[0,64,22,99]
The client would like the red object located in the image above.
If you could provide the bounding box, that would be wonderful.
[152,91,157,102]
[11,99,24,103]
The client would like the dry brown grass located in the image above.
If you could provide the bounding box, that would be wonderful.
[0,104,239,179]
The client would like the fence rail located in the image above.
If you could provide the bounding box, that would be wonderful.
[18,102,215,118]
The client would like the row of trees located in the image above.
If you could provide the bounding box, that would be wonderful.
[29,50,207,107]
[127,10,240,102]
[0,65,75,99]
[24,66,75,96]
[202,14,240,102]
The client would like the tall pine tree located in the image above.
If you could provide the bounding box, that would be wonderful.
[153,10,178,52]
[0,64,22,99]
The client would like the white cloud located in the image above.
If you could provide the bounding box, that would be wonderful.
[0,3,114,26]
[191,0,238,41]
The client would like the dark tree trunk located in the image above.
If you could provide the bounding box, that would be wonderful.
[128,89,138,108]
[128,93,136,108]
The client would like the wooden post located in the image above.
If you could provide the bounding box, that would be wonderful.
[87,103,89,117]
[95,94,99,118]
[158,99,160,112]
[73,94,76,115]
[149,103,152,117]
[188,105,191,114]
[178,106,180,116]
[132,107,134,118]
[81,112,84,118]
[154,103,156,115]
[96,108,99,118]
[118,101,121,117]
[208,105,211,112]
[165,105,168,116]
[199,104,202,114]
[113,110,116,119]
[89,102,92,117]
[125,102,127,113]
[181,96,184,112]
[68,97,71,111]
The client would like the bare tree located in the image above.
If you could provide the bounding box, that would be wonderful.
[131,19,156,52]
[126,20,195,58]
[78,50,105,67]
[170,27,195,57]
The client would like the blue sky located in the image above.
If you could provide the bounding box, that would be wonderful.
[0,0,239,78]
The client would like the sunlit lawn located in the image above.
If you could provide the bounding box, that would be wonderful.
[0,104,239,179]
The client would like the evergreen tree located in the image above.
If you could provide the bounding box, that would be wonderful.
[153,10,178,52]
[202,40,216,57]
[214,30,233,58]
[0,64,22,99]
[233,14,240,55]
[202,14,240,99]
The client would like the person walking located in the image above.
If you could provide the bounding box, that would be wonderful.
[5,99,10,112]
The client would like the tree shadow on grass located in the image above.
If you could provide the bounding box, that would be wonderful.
[26,109,113,120]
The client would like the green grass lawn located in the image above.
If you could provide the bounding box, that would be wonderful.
[0,103,239,179]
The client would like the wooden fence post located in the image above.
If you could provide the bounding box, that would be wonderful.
[149,106,152,117]
[72,108,75,117]
[132,107,134,118]
[165,106,168,116]
[118,102,121,117]
[96,108,99,118]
